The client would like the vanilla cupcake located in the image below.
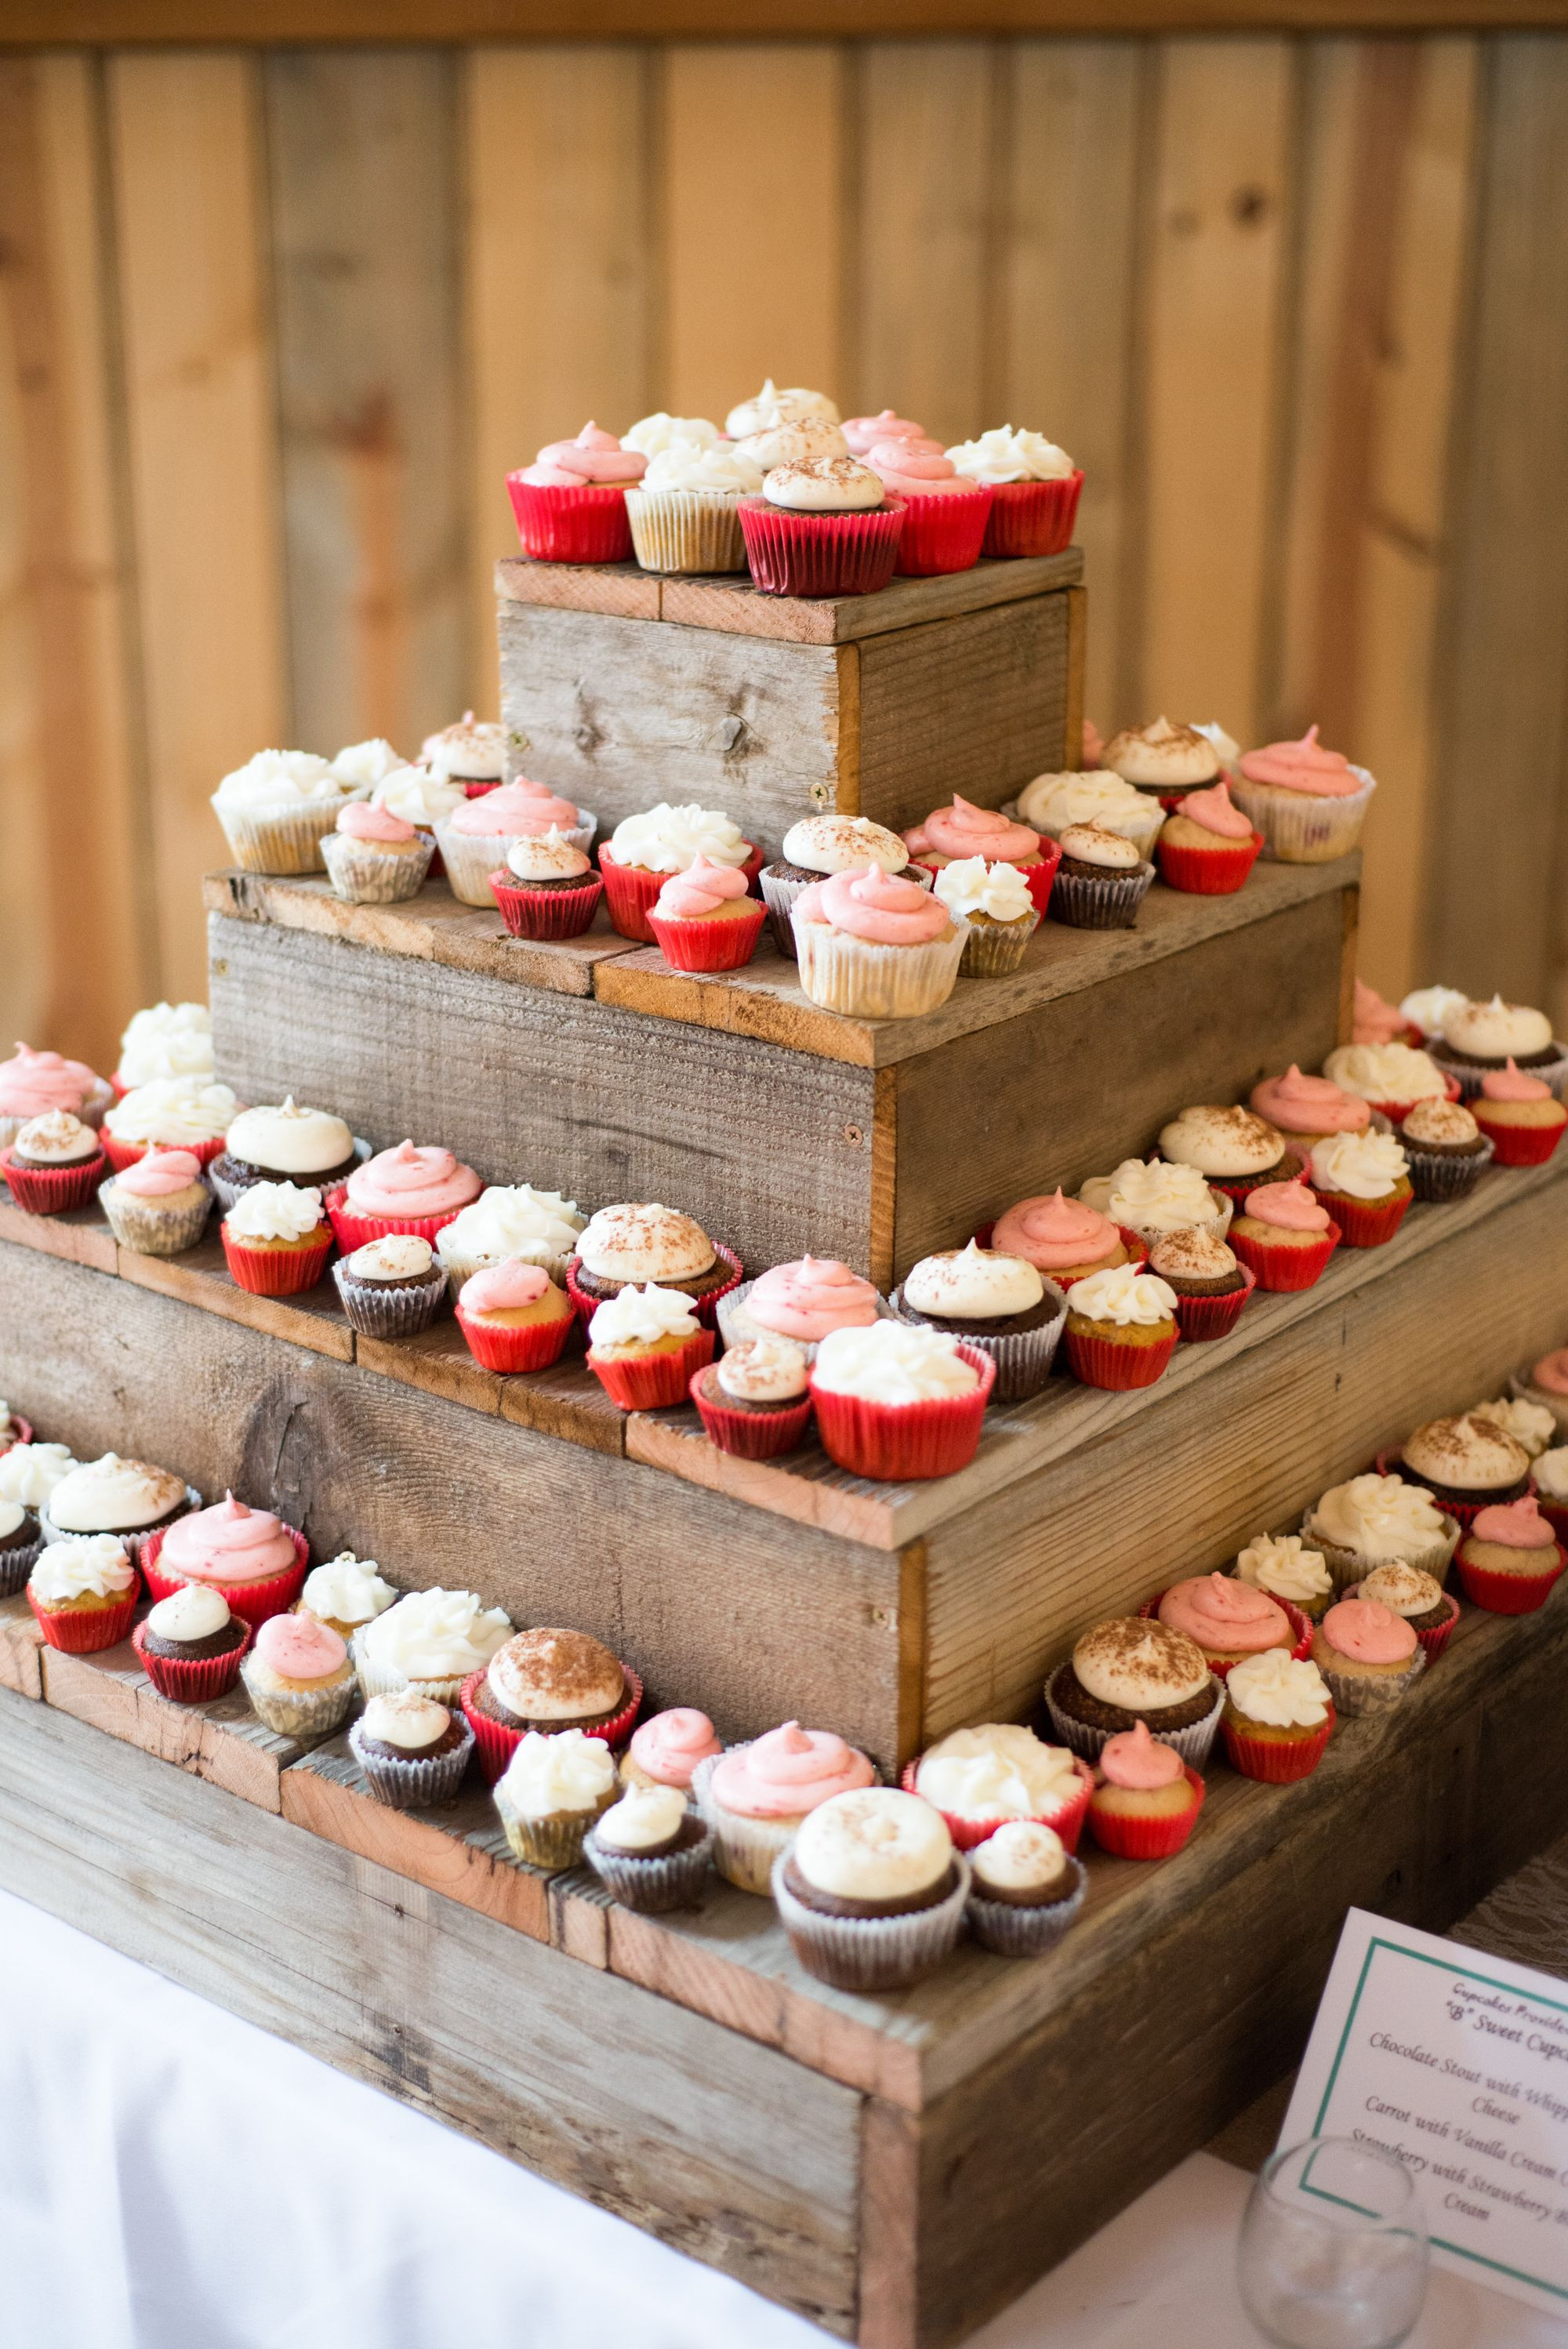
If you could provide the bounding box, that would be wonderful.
[99,1148,212,1258]
[116,1001,213,1092]
[354,1585,512,1705]
[625,436,765,573]
[1307,1130,1412,1249]
[1233,1531,1334,1621]
[103,1078,238,1167]
[436,1183,584,1292]
[40,1450,196,1563]
[792,864,967,1019]
[892,1240,1065,1400]
[759,813,929,958]
[321,797,434,904]
[211,749,351,873]
[1323,1041,1450,1116]
[1301,1472,1460,1590]
[241,1610,358,1738]
[1079,1157,1233,1246]
[1049,822,1154,928]
[1310,1598,1424,1716]
[493,1726,618,1872]
[297,1551,398,1642]
[621,412,721,458]
[933,857,1040,975]
[1014,768,1166,859]
[328,736,414,798]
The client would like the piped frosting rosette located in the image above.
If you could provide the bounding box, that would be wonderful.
[1228,728,1376,863]
[140,1493,309,1629]
[647,855,767,972]
[902,1723,1093,1852]
[506,422,644,563]
[624,437,765,574]
[325,1140,481,1251]
[1300,1472,1461,1592]
[862,438,993,576]
[718,1255,894,1363]
[808,1320,994,1480]
[792,865,967,1021]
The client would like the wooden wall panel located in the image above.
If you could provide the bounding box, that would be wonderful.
[265,49,467,762]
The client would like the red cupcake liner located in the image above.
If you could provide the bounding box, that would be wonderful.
[981,472,1083,559]
[598,844,763,945]
[1311,1188,1410,1249]
[690,1372,814,1459]
[1453,1545,1566,1616]
[1221,1705,1335,1783]
[1537,1496,1568,1545]
[809,1344,995,1480]
[899,1752,1094,1853]
[505,475,633,565]
[1472,1110,1566,1167]
[489,871,604,940]
[737,496,906,598]
[1363,1074,1463,1122]
[588,1327,717,1410]
[648,899,767,972]
[323,1193,466,1254]
[1343,1581,1460,1664]
[101,1130,227,1174]
[27,1584,140,1654]
[454,1302,576,1374]
[894,485,993,577]
[460,1662,645,1786]
[1172,1264,1257,1343]
[566,1242,742,1333]
[913,836,1062,920]
[1087,1766,1206,1861]
[1138,1588,1311,1676]
[0,1147,110,1214]
[1062,1323,1177,1391]
[140,1520,310,1630]
[132,1615,252,1702]
[1228,1219,1341,1293]
[1156,829,1264,896]
[221,1224,335,1296]
[1369,1448,1525,1529]
[462,780,501,800]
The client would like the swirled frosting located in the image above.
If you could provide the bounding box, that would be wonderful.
[0,1442,77,1505]
[1015,768,1161,841]
[1309,1131,1409,1200]
[212,749,341,810]
[359,1587,512,1679]
[460,1261,554,1316]
[1469,1496,1555,1550]
[779,815,910,876]
[114,1149,204,1200]
[1441,995,1554,1062]
[1323,1042,1447,1104]
[507,777,586,829]
[0,1045,106,1120]
[793,866,951,945]
[224,1182,325,1244]
[147,1584,232,1642]
[1353,981,1408,1045]
[1242,1179,1331,1233]
[105,1079,237,1147]
[724,382,841,436]
[1235,1534,1333,1607]
[329,737,408,793]
[252,1612,347,1682]
[1226,1649,1330,1728]
[716,1337,808,1403]
[577,1203,714,1283]
[1159,1106,1284,1178]
[1527,1447,1568,1500]
[1471,1396,1555,1458]
[708,1721,873,1820]
[915,1723,1081,1821]
[337,798,416,844]
[621,412,720,458]
[589,1283,701,1348]
[933,857,1036,924]
[1073,1618,1210,1710]
[1102,719,1218,788]
[301,1552,397,1627]
[48,1454,186,1533]
[1320,1598,1417,1665]
[1308,1474,1450,1560]
[522,423,646,487]
[654,855,753,922]
[1359,1563,1445,1618]
[734,417,850,474]
[627,1708,720,1788]
[31,1534,134,1604]
[945,426,1075,483]
[344,1142,481,1222]
[1158,1573,1289,1654]
[902,1242,1044,1320]
[449,782,569,839]
[793,1788,952,1902]
[842,409,928,455]
[811,1321,979,1403]
[1082,1158,1222,1234]
[1098,1719,1185,1791]
[642,439,764,495]
[1238,726,1363,796]
[763,456,883,512]
[1482,1058,1554,1102]
[1066,1263,1177,1327]
[866,440,975,499]
[118,1002,212,1089]
[1250,1067,1369,1137]
[991,1189,1120,1273]
[1193,721,1240,766]
[607,804,749,875]
[377,764,466,825]
[438,1184,584,1272]
[160,1494,297,1585]
[1400,985,1467,1040]
[746,1258,880,1342]
[499,1727,617,1817]
[1172,779,1254,839]
[906,796,1039,866]
[420,712,507,783]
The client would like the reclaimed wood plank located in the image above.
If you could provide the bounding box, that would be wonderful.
[493,557,661,620]
[0,1193,117,1273]
[630,550,1083,644]
[113,1227,355,1361]
[0,1594,42,1701]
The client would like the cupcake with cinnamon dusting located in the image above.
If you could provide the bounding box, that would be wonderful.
[1046,1616,1223,1766]
[1158,1105,1298,1203]
[1049,822,1154,929]
[1391,1413,1531,1517]
[1147,1227,1254,1342]
[1396,1097,1493,1203]
[1102,717,1219,798]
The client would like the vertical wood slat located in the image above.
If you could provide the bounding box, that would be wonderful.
[109,51,285,1003]
[463,45,653,717]
[265,49,466,763]
[0,55,149,1073]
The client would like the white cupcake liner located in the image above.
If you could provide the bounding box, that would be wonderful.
[626,487,748,574]
[1227,768,1375,865]
[240,1659,358,1741]
[1432,1042,1568,1106]
[38,1483,201,1569]
[320,830,435,905]
[888,1281,1067,1404]
[209,1135,370,1217]
[212,797,344,876]
[350,1626,472,1709]
[760,863,931,960]
[1508,1366,1568,1438]
[583,1819,715,1912]
[1045,1663,1225,1769]
[1002,795,1167,862]
[347,1713,475,1807]
[1316,1645,1425,1718]
[99,1178,213,1258]
[966,1857,1087,1959]
[493,1781,615,1873]
[957,910,1040,978]
[1297,1510,1461,1594]
[0,1529,45,1597]
[1048,861,1154,930]
[794,918,967,1020]
[717,1279,897,1364]
[433,819,521,906]
[437,1240,575,1298]
[771,1850,971,1991]
[691,1751,800,1894]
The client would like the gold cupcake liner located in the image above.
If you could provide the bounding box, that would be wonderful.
[626,488,748,575]
[795,920,967,1021]
[99,1179,212,1258]
[493,1782,614,1873]
[957,910,1040,977]
[320,830,435,905]
[213,800,343,876]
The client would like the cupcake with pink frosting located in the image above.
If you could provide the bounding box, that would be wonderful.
[1512,1349,1568,1441]
[321,797,434,904]
[1227,1178,1341,1293]
[902,796,1056,915]
[1248,1066,1370,1153]
[1352,979,1413,1047]
[1086,1721,1205,1861]
[1454,1497,1565,1615]
[0,1044,113,1152]
[648,855,767,972]
[988,1190,1138,1285]
[142,1491,309,1628]
[326,1139,481,1251]
[1151,1572,1308,1674]
[692,1720,877,1895]
[437,782,597,908]
[842,409,929,456]
[99,1146,212,1258]
[621,1706,722,1793]
[1309,1597,1424,1715]
[1472,1060,1568,1166]
[862,437,993,576]
[1153,779,1263,895]
[241,1608,357,1737]
[506,422,645,564]
[718,1254,891,1361]
[792,864,967,1020]
[455,1257,576,1374]
[1229,726,1376,863]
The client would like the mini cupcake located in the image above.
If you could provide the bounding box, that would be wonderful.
[1062,1263,1179,1391]
[1454,1497,1565,1614]
[690,1337,815,1459]
[221,1181,334,1297]
[142,1492,308,1628]
[489,830,603,941]
[1154,779,1262,894]
[759,813,929,959]
[864,437,992,575]
[40,1451,196,1564]
[1310,1597,1424,1715]
[297,1552,398,1643]
[492,1727,620,1871]
[1221,1650,1335,1782]
[348,1690,474,1809]
[506,422,645,563]
[1227,1178,1340,1292]
[1301,1472,1460,1591]
[738,456,905,597]
[1158,1105,1300,1204]
[1395,1098,1493,1203]
[1102,717,1219,801]
[1049,822,1154,928]
[569,1201,741,1326]
[945,426,1082,557]
[693,1721,876,1896]
[461,1625,640,1784]
[1398,983,1467,1046]
[1307,1131,1412,1249]
[725,383,841,436]
[775,1788,969,1988]
[1322,1041,1457,1124]
[209,1098,360,1211]
[599,804,757,943]
[1086,1722,1205,1861]
[241,1612,357,1738]
[327,1141,481,1251]
[622,412,722,458]
[1046,1617,1223,1766]
[1014,766,1167,861]
[718,1255,889,1360]
[906,1722,1093,1851]
[989,1189,1137,1285]
[891,1240,1067,1402]
[210,748,352,873]
[437,782,594,908]
[116,1000,212,1095]
[932,857,1042,973]
[0,1043,113,1149]
[621,1707,722,1794]
[333,1233,448,1340]
[809,1320,992,1480]
[1155,1572,1305,1673]
[1145,1229,1255,1342]
[329,736,414,799]
[1,1110,108,1213]
[648,855,767,972]
[0,1442,78,1550]
[1229,728,1375,862]
[586,1283,716,1410]
[1350,1561,1459,1662]
[27,1534,139,1654]
[625,436,764,573]
[1233,1530,1335,1622]
[964,1821,1085,1956]
[354,1585,512,1706]
[376,759,467,845]
[0,1496,44,1598]
[437,1183,584,1292]
[584,1784,713,1912]
[1472,1061,1568,1165]
[1472,1394,1556,1461]
[1392,1413,1532,1519]
[456,1258,577,1374]
[321,797,434,904]
[1431,995,1568,1098]
[1248,1066,1371,1154]
[419,711,509,802]
[1353,982,1407,1043]
[99,1148,212,1257]
[101,1077,238,1172]
[792,865,967,1019]
[132,1583,249,1702]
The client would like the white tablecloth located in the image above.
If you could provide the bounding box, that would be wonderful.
[3,1887,1562,2348]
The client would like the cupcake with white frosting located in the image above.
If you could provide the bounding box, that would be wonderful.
[1102,717,1219,798]
[759,813,931,959]
[1395,1096,1493,1203]
[0,1490,45,1596]
[2,1110,108,1214]
[737,456,906,599]
[420,711,508,797]
[460,1625,639,1785]
[1079,1158,1234,1247]
[891,1240,1066,1401]
[492,1726,619,1872]
[1221,1649,1335,1781]
[332,1233,447,1340]
[1430,995,1568,1099]
[568,1201,741,1323]
[1062,1262,1180,1391]
[625,437,765,573]
[488,829,604,940]
[621,412,721,459]
[1388,1413,1532,1519]
[771,1786,970,1991]
[907,1722,1092,1850]
[209,1098,361,1211]
[1158,1105,1299,1202]
[220,1180,335,1298]
[731,416,849,474]
[437,1183,585,1291]
[296,1552,398,1643]
[1049,822,1154,928]
[1232,1531,1334,1621]
[101,1079,238,1172]
[1301,1472,1460,1591]
[328,737,413,798]
[598,803,757,943]
[353,1585,512,1705]
[349,1689,475,1809]
[933,856,1041,975]
[583,1781,714,1913]
[1471,1394,1556,1459]
[809,1320,992,1480]
[945,426,1081,558]
[1014,768,1166,860]
[115,1001,212,1094]
[132,1581,250,1702]
[964,1821,1087,1957]
[210,748,353,874]
[585,1283,716,1412]
[40,1451,197,1564]
[1047,1616,1224,1766]
[1322,1040,1455,1120]
[690,1337,815,1459]
[27,1534,140,1654]
[1307,1130,1413,1249]
[724,382,841,436]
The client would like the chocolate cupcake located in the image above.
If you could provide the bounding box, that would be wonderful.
[1048,822,1155,929]
[39,1451,198,1565]
[760,813,929,959]
[332,1233,448,1338]
[771,1787,970,1991]
[209,1098,362,1212]
[132,1582,249,1702]
[965,1821,1087,1958]
[349,1689,475,1807]
[1047,1617,1224,1766]
[1156,1105,1300,1203]
[568,1203,740,1319]
[1429,994,1568,1095]
[691,1338,814,1459]
[1394,1413,1532,1515]
[470,1626,630,1736]
[891,1240,1066,1402]
[0,1497,43,1596]
[1396,1097,1494,1203]
[584,1783,713,1912]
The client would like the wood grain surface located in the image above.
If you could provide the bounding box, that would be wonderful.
[5,2,1562,34]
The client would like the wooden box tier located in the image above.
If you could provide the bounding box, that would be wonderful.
[204,855,1356,1291]
[494,550,1084,851]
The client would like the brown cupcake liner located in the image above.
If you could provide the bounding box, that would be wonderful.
[1044,1663,1225,1769]
[1047,861,1154,930]
[332,1261,448,1339]
[771,1850,971,1991]
[965,1859,1087,1958]
[1316,1646,1425,1717]
[0,1530,44,1597]
[887,1280,1067,1404]
[493,1782,615,1873]
[320,830,435,905]
[583,1820,715,1912]
[99,1179,213,1258]
[348,1713,475,1807]
[1402,1135,1494,1204]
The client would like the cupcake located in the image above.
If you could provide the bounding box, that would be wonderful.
[1472,1061,1568,1165]
[1310,1598,1424,1715]
[116,1000,212,1094]
[841,408,926,455]
[1351,981,1409,1044]
[326,1141,481,1251]
[332,1233,448,1340]
[625,436,764,572]
[583,1784,713,1912]
[1301,1472,1460,1590]
[1227,1178,1339,1292]
[209,1098,360,1211]
[1154,779,1262,894]
[1221,1650,1335,1781]
[0,1043,112,1149]
[493,1727,620,1871]
[1049,822,1154,928]
[1398,984,1468,1046]
[693,1720,875,1895]
[1394,1098,1493,1203]
[506,423,645,564]
[1156,1572,1302,1672]
[1322,1041,1456,1122]
[773,1788,969,1989]
[132,1583,249,1702]
[41,1452,195,1564]
[348,1690,474,1809]
[99,1149,212,1257]
[27,1534,139,1654]
[648,855,767,972]
[725,383,841,435]
[1046,1617,1223,1766]
[690,1338,815,1459]
[1229,727,1376,862]
[1351,1561,1459,1662]
[142,1492,307,1628]
[320,797,434,904]
[437,1183,584,1291]
[989,1189,1135,1284]
[758,813,929,960]
[1086,1723,1204,1861]
[1158,1105,1300,1204]
[456,1259,577,1374]
[220,1181,334,1297]
[809,1320,992,1480]
[210,748,352,873]
[586,1283,716,1410]
[900,797,1049,907]
[1472,1395,1556,1459]
[718,1255,888,1360]
[461,1625,639,1784]
[101,1077,238,1172]
[0,1495,43,1598]
[731,416,849,474]
[0,1441,78,1535]
[891,1240,1067,1402]
[569,1202,740,1326]
[1248,1066,1371,1154]
[489,830,603,941]
[297,1552,398,1643]
[906,1722,1093,1850]
[241,1612,357,1737]
[419,711,510,798]
[1145,1228,1254,1342]
[1,1110,108,1213]
[1431,995,1568,1098]
[599,803,757,944]
[1454,1497,1565,1614]
[621,412,722,458]
[376,759,466,844]
[621,1706,722,1794]
[437,782,595,908]
[864,437,992,576]
[1062,1263,1179,1390]
[489,775,597,851]
[737,456,905,598]
[1233,1531,1335,1621]
[964,1821,1085,1956]
[1014,767,1167,861]
[1102,717,1219,800]
[1306,1131,1412,1249]
[793,865,967,1019]
[328,736,414,799]
[1392,1413,1532,1518]
[945,426,1082,557]
[932,858,1042,974]
[354,1585,513,1705]
[1514,1354,1568,1440]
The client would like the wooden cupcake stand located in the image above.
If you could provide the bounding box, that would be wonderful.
[4,554,1568,2347]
